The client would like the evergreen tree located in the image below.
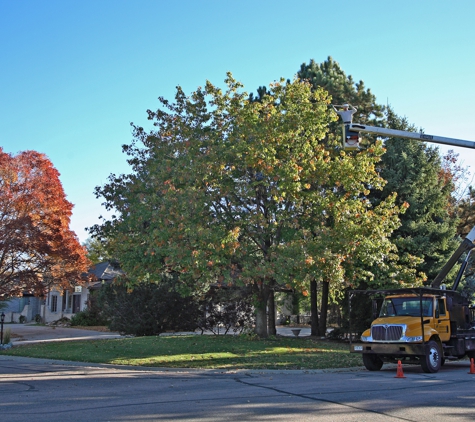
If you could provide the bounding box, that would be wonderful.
[372,107,459,282]
[298,56,385,127]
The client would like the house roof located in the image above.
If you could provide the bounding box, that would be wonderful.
[88,261,123,289]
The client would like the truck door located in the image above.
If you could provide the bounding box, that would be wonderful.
[435,298,450,342]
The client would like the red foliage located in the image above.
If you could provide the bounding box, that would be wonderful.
[0,148,90,296]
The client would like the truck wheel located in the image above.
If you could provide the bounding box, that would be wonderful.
[362,354,383,371]
[420,340,442,373]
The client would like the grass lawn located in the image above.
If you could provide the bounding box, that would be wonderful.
[0,334,363,370]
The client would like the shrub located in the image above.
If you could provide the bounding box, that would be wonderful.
[97,277,255,337]
[19,315,26,323]
[70,294,108,327]
[2,328,11,344]
[196,287,255,335]
[50,317,71,326]
[70,309,104,326]
[99,280,200,336]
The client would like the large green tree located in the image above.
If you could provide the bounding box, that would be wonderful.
[91,74,419,337]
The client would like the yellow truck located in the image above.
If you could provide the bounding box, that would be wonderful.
[338,105,475,372]
[350,227,475,373]
[350,288,475,373]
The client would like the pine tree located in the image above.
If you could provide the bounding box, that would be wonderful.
[372,107,459,282]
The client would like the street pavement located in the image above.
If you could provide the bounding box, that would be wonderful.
[1,354,475,421]
[0,324,475,422]
[3,325,475,421]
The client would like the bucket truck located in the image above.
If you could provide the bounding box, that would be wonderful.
[336,105,475,372]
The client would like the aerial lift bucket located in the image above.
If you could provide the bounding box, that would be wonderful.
[343,125,360,150]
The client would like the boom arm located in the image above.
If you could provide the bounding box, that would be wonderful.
[431,226,475,289]
[348,124,475,150]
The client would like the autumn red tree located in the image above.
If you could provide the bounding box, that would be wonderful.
[0,148,90,297]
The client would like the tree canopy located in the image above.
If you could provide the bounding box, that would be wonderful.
[0,148,90,297]
[91,74,421,336]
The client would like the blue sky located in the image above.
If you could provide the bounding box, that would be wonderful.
[1,0,475,243]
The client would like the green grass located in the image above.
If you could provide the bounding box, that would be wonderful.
[0,334,363,370]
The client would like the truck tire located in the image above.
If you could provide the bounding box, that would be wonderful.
[362,354,383,371]
[420,340,442,373]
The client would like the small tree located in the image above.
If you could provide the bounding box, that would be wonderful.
[83,237,111,264]
[0,148,90,296]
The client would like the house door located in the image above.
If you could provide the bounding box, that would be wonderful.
[72,295,81,314]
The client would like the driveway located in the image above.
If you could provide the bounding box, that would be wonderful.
[5,323,123,345]
[4,324,311,346]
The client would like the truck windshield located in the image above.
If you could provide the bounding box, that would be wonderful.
[379,297,433,317]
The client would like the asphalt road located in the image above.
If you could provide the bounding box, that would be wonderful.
[1,354,475,421]
[1,325,475,421]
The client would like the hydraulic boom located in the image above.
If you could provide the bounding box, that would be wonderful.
[347,123,475,150]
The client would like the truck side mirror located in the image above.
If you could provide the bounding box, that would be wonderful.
[446,297,453,312]
[372,299,379,319]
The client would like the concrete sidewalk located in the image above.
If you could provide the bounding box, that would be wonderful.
[161,326,313,338]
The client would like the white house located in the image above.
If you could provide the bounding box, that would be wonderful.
[2,262,122,324]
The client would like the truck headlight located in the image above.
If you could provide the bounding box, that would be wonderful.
[404,336,422,342]
[361,335,372,342]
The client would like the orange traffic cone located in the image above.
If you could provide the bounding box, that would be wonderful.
[395,360,406,378]
[468,358,475,374]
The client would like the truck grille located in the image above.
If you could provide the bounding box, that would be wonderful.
[371,325,404,341]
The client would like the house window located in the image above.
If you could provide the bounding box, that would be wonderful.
[51,295,58,312]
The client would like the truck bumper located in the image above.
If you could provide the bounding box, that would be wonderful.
[351,342,426,356]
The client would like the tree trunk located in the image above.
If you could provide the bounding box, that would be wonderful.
[255,306,268,337]
[267,289,276,336]
[254,285,270,337]
[310,279,320,336]
[319,281,329,337]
